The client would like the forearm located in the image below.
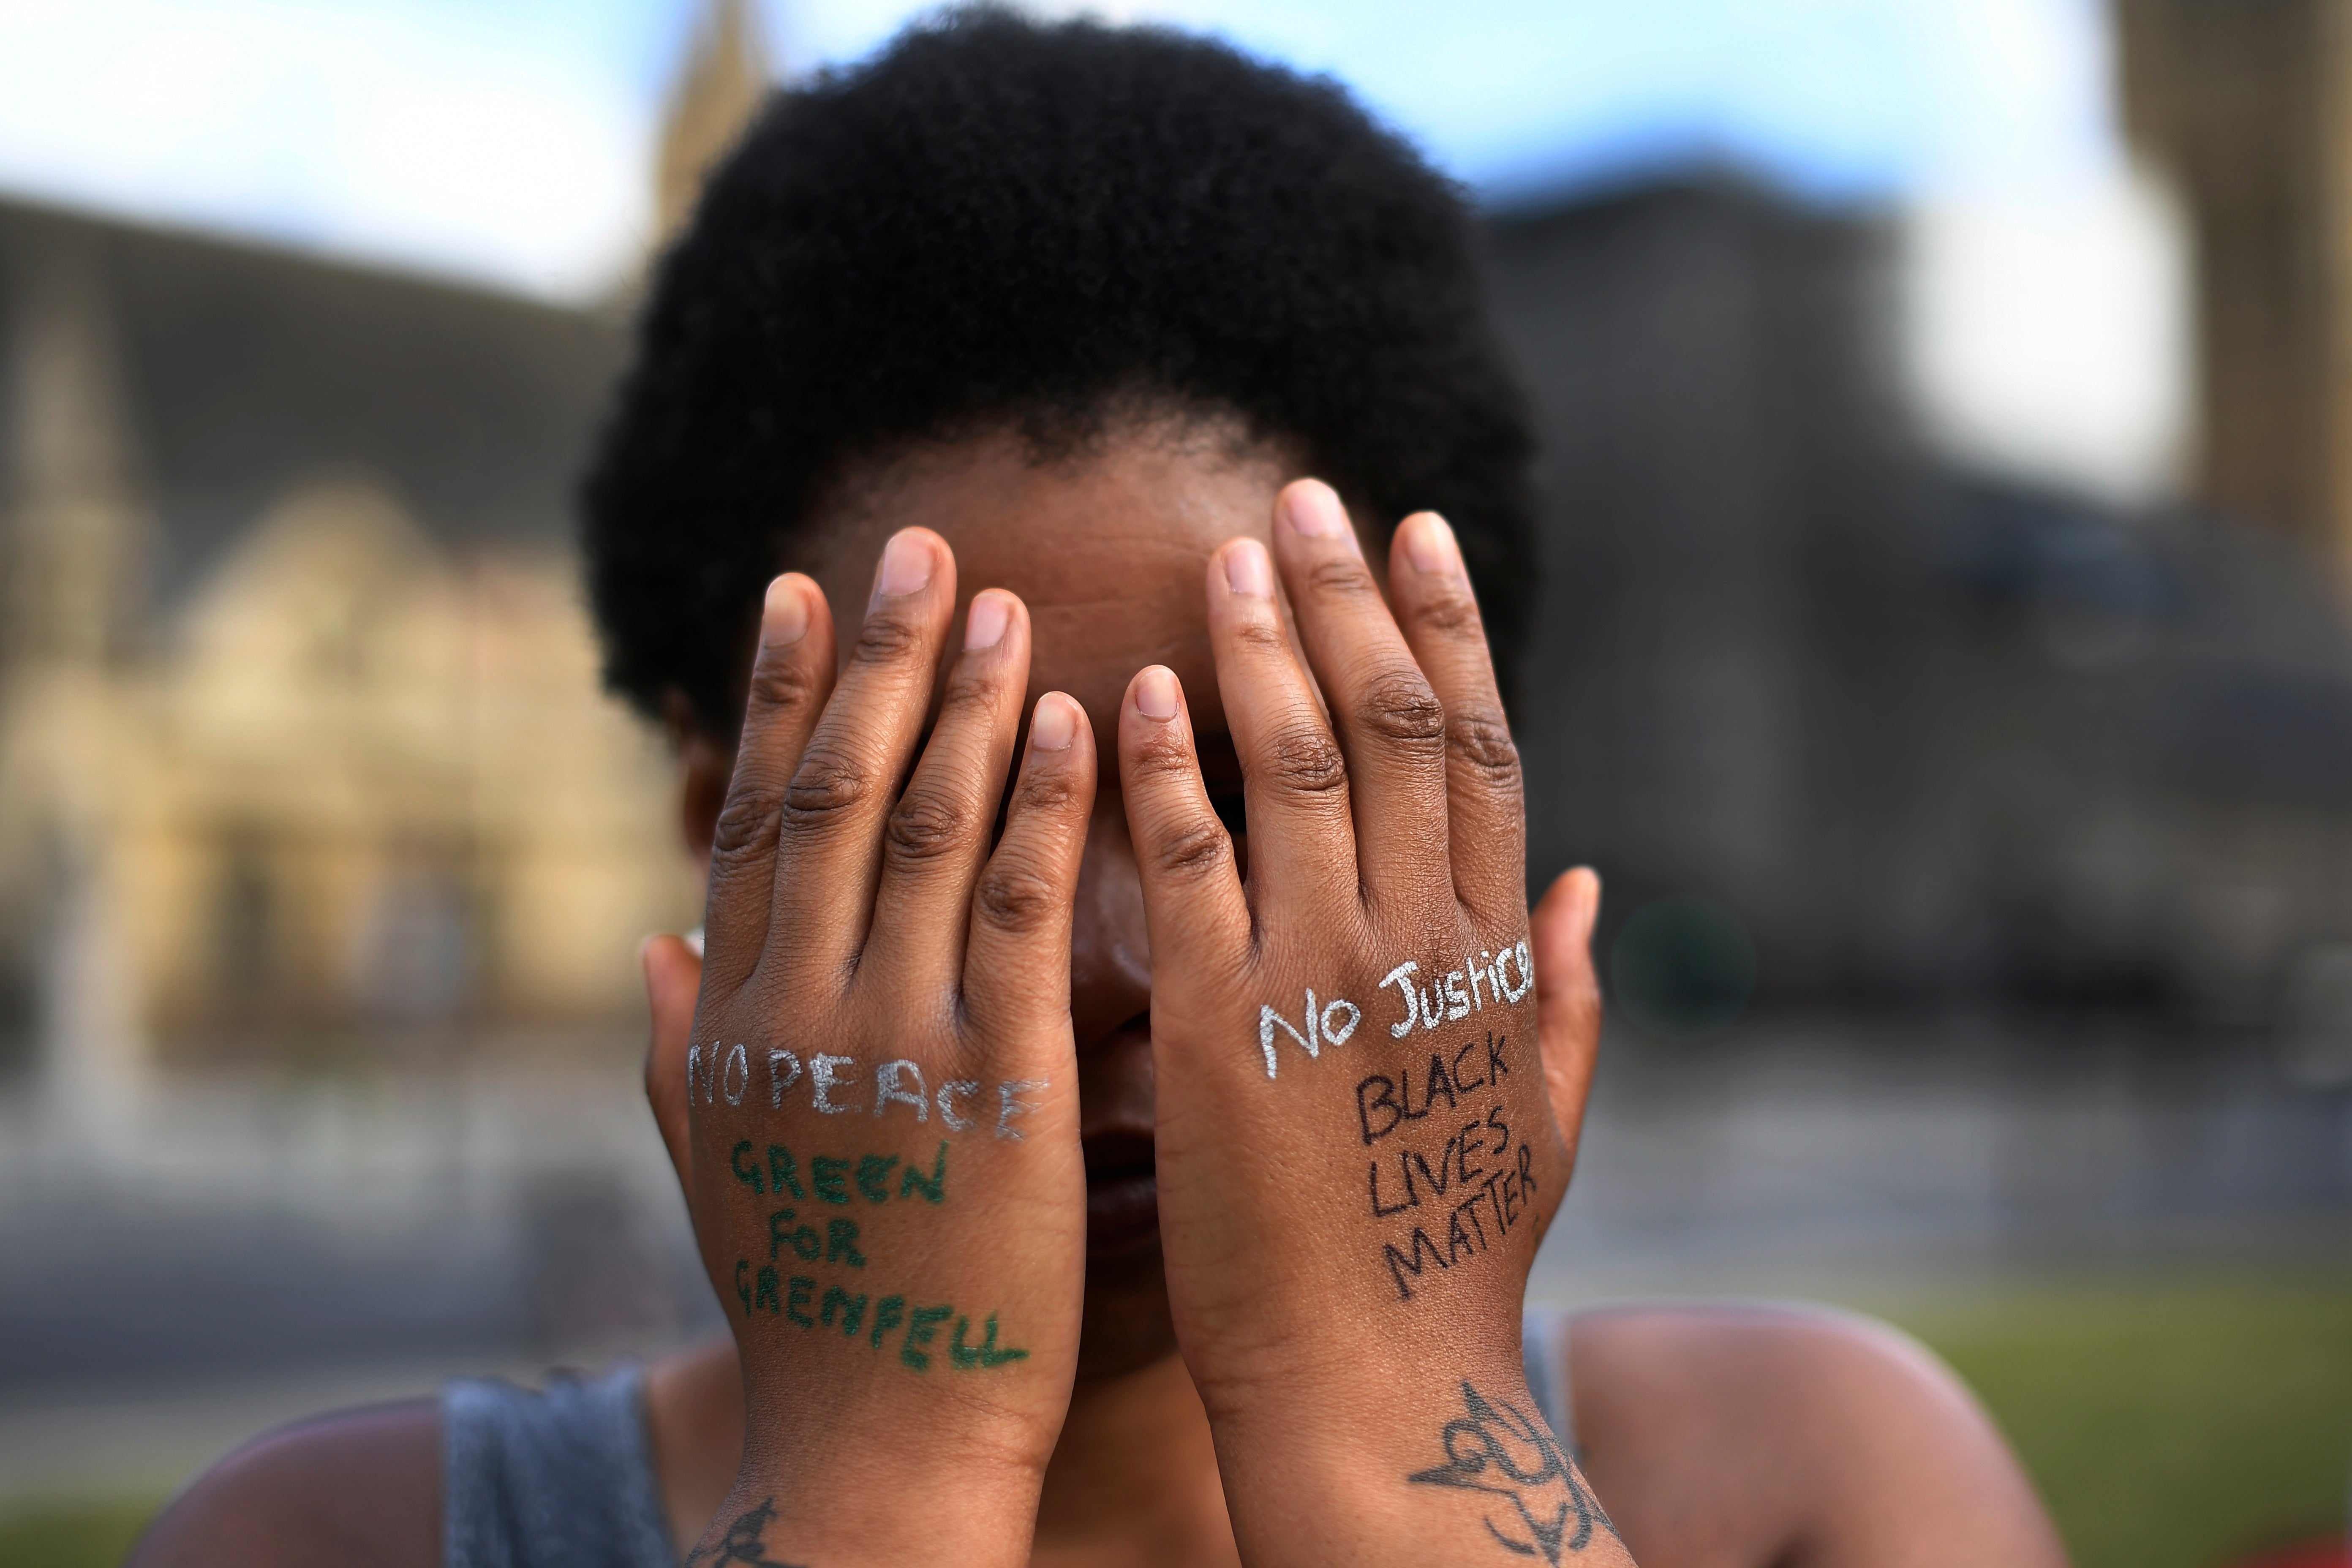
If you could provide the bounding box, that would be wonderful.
[1205,1357,1635,1568]
[693,1447,1048,1568]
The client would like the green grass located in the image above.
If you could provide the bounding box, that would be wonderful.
[0,1497,158,1568]
[1887,1273,2352,1568]
[1,1275,2345,1568]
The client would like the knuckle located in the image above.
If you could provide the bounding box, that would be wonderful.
[1150,815,1233,882]
[1229,616,1294,660]
[1127,724,1200,780]
[1448,707,1522,788]
[1014,765,1082,819]
[882,788,971,869]
[849,610,926,666]
[745,652,819,716]
[709,790,781,860]
[935,664,999,723]
[1412,583,1485,640]
[1304,555,1378,602]
[1355,668,1447,752]
[1260,723,1348,799]
[781,747,873,828]
[974,859,1062,934]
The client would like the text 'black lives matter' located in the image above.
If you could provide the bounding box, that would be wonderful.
[1353,1031,1537,1301]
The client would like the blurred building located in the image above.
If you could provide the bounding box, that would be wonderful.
[10,0,2352,1097]
[0,1,789,1094]
[0,199,698,1092]
[2119,0,2352,589]
[1498,179,2352,1048]
[657,0,771,248]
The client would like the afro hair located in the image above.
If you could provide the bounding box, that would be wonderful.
[582,6,1539,734]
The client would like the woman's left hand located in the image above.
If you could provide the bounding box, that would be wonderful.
[1116,479,1631,1566]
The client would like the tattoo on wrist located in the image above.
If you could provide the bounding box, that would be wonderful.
[686,1497,805,1568]
[1407,1380,1618,1565]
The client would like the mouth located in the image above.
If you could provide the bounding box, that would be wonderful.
[1080,1129,1160,1256]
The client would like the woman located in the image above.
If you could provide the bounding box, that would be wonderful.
[136,13,2067,1567]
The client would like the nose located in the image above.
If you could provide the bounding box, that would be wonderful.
[1070,793,1152,1049]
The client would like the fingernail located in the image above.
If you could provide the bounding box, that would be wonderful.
[1282,479,1349,540]
[1135,665,1180,721]
[964,591,1010,650]
[1223,539,1273,598]
[761,575,808,646]
[874,530,933,598]
[1030,694,1077,751]
[1403,513,1463,580]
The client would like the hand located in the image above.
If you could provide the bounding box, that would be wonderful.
[1116,481,1631,1565]
[641,531,1096,1567]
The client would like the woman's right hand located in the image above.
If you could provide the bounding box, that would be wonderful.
[640,528,1096,1568]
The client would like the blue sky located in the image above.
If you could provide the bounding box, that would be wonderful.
[777,0,2116,205]
[0,0,2118,299]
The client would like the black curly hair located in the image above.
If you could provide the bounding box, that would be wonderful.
[583,6,1538,736]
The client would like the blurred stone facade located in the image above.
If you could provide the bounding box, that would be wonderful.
[0,0,778,1095]
[2119,0,2352,590]
[0,201,695,1087]
[656,0,770,248]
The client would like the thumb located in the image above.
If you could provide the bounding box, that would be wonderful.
[1530,868,1603,1196]
[641,932,705,1192]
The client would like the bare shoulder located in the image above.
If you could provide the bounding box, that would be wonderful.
[130,1399,439,1568]
[1564,1301,2068,1568]
[1568,1298,1992,1433]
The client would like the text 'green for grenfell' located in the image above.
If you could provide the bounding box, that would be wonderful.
[730,1139,948,1205]
[724,1135,1022,1372]
[730,1265,1030,1372]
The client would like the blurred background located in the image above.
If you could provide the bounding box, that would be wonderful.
[0,1,2347,1565]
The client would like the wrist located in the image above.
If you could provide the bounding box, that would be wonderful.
[1202,1354,1626,1568]
[707,1441,1048,1568]
[720,1347,1068,1568]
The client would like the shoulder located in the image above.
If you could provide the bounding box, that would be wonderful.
[1564,1301,2066,1568]
[1568,1298,1979,1426]
[130,1399,439,1568]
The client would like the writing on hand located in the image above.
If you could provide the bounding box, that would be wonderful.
[1252,939,1533,1081]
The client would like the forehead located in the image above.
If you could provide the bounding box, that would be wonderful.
[799,421,1300,740]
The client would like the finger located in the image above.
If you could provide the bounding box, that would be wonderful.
[1269,479,1450,910]
[1529,867,1603,1238]
[1116,665,1251,977]
[765,528,957,978]
[642,932,705,1192]
[701,574,835,992]
[863,590,1033,994]
[1388,510,1526,926]
[1206,535,1358,912]
[961,692,1097,1048]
